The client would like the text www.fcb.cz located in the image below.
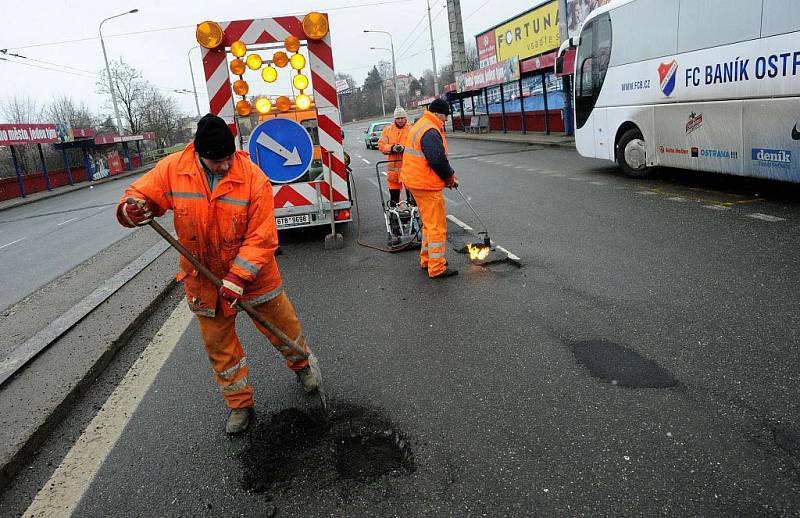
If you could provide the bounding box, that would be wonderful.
[621,80,651,92]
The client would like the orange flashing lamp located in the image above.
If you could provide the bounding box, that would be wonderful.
[232,79,249,96]
[236,99,252,116]
[273,51,289,68]
[230,59,246,76]
[285,35,301,53]
[196,21,224,49]
[276,96,292,112]
[230,41,247,58]
[302,12,329,40]
[246,53,263,70]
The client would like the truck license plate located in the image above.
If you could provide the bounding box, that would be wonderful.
[275,215,310,228]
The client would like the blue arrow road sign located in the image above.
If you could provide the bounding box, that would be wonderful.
[248,117,314,184]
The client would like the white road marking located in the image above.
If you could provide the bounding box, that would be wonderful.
[552,173,566,177]
[569,177,583,181]
[447,214,473,231]
[514,165,525,169]
[589,181,607,186]
[361,158,370,164]
[57,217,79,226]
[748,213,785,222]
[668,196,687,202]
[703,204,730,210]
[22,301,194,518]
[447,215,521,262]
[0,237,26,250]
[356,154,362,158]
[485,160,496,164]
[636,191,658,196]
[495,245,521,261]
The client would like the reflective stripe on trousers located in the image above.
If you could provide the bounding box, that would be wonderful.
[195,290,310,409]
[409,188,447,277]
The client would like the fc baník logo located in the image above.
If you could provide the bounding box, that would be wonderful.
[658,60,678,96]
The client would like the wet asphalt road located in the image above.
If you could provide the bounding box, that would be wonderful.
[3,123,800,516]
[0,176,143,311]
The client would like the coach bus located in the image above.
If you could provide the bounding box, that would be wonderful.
[567,0,800,181]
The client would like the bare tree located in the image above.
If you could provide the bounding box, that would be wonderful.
[139,86,189,146]
[95,58,149,134]
[466,42,480,72]
[0,94,42,124]
[45,95,94,129]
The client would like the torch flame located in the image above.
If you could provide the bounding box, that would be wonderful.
[466,243,490,261]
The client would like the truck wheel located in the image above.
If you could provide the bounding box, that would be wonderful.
[616,128,655,178]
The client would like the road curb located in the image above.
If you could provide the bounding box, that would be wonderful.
[0,251,177,490]
[0,167,152,213]
[447,133,576,149]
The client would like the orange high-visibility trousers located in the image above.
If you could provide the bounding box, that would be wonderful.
[410,188,448,277]
[195,291,309,409]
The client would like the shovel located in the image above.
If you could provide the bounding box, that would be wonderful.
[323,151,344,250]
[137,205,329,419]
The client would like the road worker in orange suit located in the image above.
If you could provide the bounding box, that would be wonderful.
[378,106,414,206]
[400,99,459,279]
[116,114,320,435]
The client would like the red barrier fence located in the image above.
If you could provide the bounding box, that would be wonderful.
[452,110,564,133]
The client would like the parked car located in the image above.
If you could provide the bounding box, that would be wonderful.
[363,121,390,149]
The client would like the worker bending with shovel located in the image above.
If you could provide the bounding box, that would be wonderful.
[400,99,459,279]
[378,106,414,207]
[116,114,320,435]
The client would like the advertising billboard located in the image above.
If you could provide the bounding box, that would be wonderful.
[494,1,560,62]
[566,0,612,39]
[456,57,520,93]
[476,30,497,68]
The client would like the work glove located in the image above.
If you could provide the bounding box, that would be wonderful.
[445,175,459,189]
[391,144,405,153]
[121,198,153,227]
[219,272,246,305]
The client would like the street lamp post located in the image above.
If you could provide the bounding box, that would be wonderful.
[364,30,400,108]
[187,45,202,117]
[426,0,439,95]
[99,8,138,136]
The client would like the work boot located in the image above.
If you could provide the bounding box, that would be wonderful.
[225,407,254,435]
[296,365,320,393]
[431,269,458,279]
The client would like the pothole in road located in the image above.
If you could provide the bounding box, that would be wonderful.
[573,340,678,388]
[239,402,414,496]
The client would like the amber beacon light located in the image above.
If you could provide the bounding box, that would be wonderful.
[302,12,328,40]
[196,21,224,49]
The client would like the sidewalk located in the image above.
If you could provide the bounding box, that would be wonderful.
[447,130,575,149]
[0,165,153,213]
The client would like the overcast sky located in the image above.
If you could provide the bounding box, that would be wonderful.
[0,0,536,123]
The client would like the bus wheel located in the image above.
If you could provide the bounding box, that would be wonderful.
[617,129,654,178]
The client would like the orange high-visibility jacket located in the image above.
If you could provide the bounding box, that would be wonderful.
[117,144,281,318]
[377,123,409,184]
[400,111,449,191]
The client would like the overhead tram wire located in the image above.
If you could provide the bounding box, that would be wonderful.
[0,56,197,95]
[4,0,418,51]
[395,4,446,61]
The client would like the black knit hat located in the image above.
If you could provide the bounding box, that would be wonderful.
[428,98,450,115]
[194,114,236,159]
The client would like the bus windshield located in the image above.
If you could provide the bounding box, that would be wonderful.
[575,12,612,129]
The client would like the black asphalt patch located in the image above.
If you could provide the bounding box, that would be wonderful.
[239,402,414,497]
[573,340,678,388]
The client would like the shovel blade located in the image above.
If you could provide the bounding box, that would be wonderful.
[324,233,344,250]
[307,353,329,420]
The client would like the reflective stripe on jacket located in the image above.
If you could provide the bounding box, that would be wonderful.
[117,144,281,317]
[399,111,449,191]
[378,123,409,184]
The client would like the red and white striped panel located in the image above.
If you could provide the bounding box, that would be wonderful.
[200,14,348,208]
